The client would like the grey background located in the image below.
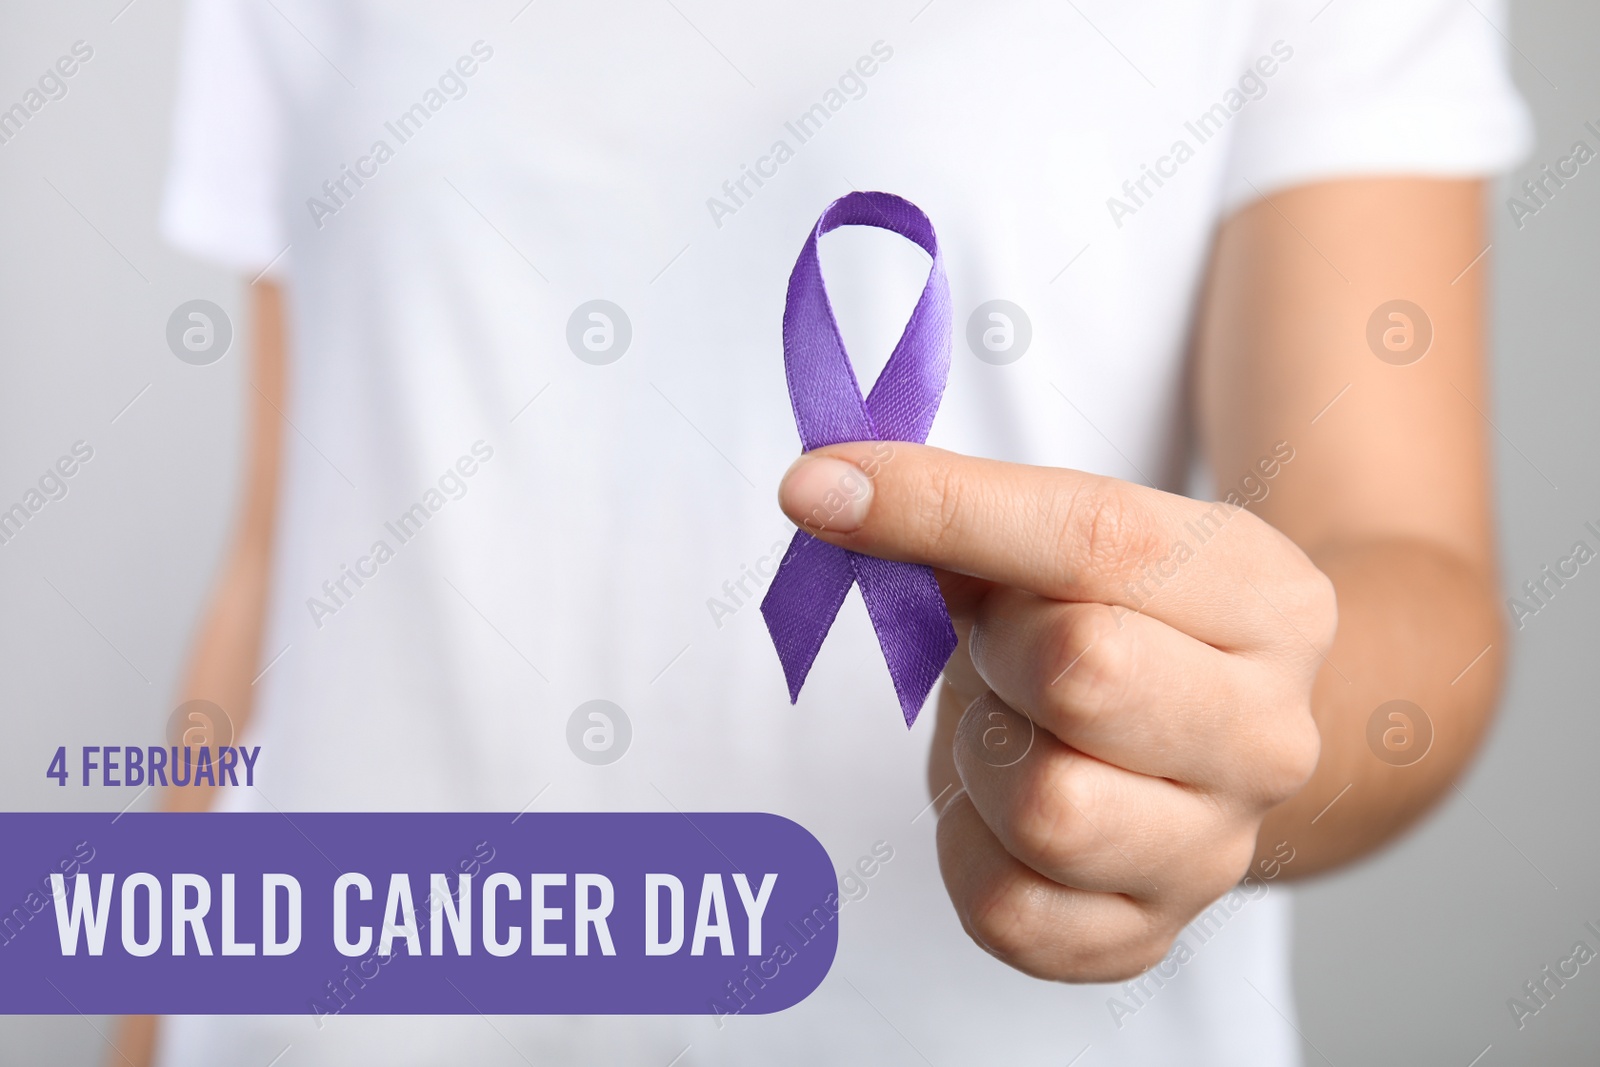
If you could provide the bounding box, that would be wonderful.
[0,1,1595,1064]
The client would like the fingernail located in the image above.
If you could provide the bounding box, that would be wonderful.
[779,455,874,533]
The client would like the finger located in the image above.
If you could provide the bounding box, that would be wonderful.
[968,590,1313,795]
[935,789,1168,982]
[933,567,993,622]
[776,441,1327,649]
[952,694,1249,902]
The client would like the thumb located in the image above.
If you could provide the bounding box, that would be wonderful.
[776,441,993,616]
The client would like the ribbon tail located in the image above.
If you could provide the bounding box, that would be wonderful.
[760,531,855,703]
[853,554,958,728]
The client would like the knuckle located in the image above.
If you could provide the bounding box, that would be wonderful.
[1302,568,1339,649]
[1224,511,1338,652]
[1063,483,1165,586]
[1274,555,1340,651]
[964,867,1043,964]
[1120,928,1181,982]
[1064,915,1171,983]
[1224,502,1272,540]
[917,454,971,558]
[1284,712,1324,791]
[1045,605,1133,725]
[964,868,1173,983]
[1180,835,1264,923]
[1007,761,1099,868]
[1257,707,1322,802]
[1214,831,1263,892]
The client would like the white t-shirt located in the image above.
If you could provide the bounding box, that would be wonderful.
[159,1,1529,1064]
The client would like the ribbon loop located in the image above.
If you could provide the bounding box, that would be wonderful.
[761,191,957,728]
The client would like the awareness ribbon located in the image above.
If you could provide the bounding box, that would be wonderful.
[760,191,957,728]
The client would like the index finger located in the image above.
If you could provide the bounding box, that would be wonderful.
[776,441,1310,649]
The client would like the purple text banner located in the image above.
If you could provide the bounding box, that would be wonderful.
[0,812,838,1017]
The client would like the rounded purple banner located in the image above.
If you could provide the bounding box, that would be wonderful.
[0,812,837,1018]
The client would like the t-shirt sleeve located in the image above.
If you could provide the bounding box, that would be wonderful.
[1221,0,1534,212]
[160,0,287,274]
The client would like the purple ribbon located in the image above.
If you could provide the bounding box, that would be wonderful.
[760,191,957,728]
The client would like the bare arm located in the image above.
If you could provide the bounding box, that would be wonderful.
[1195,178,1505,878]
[164,279,286,812]
[926,178,1505,890]
[112,280,285,1067]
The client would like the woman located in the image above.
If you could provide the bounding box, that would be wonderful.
[123,0,1527,1062]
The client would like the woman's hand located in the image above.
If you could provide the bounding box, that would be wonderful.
[778,442,1333,980]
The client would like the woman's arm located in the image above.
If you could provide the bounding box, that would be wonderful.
[1195,178,1505,878]
[163,280,286,814]
[906,178,1507,982]
[110,280,286,1067]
